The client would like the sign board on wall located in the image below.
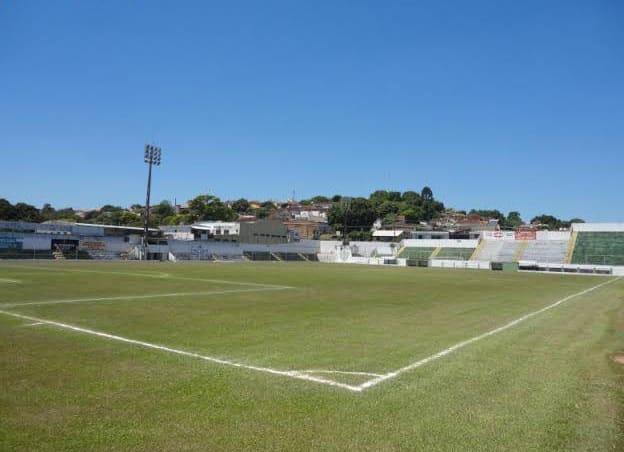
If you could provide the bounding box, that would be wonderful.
[514,230,537,240]
[79,240,106,251]
[0,237,23,249]
[481,231,516,241]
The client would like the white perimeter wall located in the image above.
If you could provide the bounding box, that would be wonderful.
[401,239,479,248]
[481,231,571,241]
[168,239,321,255]
[536,231,571,240]
[572,223,624,232]
[22,235,52,250]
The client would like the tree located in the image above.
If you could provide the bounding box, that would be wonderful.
[421,186,433,202]
[328,197,376,234]
[401,191,421,205]
[331,195,342,203]
[40,203,56,221]
[188,195,237,222]
[377,201,401,220]
[401,206,425,223]
[369,190,390,206]
[531,215,564,230]
[505,211,523,229]
[569,218,585,224]
[231,198,250,213]
[309,196,330,204]
[13,203,42,222]
[0,199,17,220]
[152,200,175,220]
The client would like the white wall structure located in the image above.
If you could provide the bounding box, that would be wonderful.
[350,241,399,257]
[430,259,490,270]
[401,239,479,248]
[535,231,571,240]
[480,231,516,241]
[572,223,624,232]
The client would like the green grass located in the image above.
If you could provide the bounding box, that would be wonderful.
[1,261,623,451]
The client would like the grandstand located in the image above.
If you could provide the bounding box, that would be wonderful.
[571,232,624,266]
[398,247,435,260]
[433,247,475,260]
[521,240,568,264]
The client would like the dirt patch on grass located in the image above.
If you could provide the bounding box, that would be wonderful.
[611,353,624,365]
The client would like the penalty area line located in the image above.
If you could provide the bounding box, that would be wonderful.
[357,276,622,391]
[0,309,362,392]
[0,287,293,308]
[0,264,293,290]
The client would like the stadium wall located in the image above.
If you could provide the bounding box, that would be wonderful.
[401,239,479,248]
[572,223,624,232]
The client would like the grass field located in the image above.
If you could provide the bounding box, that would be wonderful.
[1,261,623,450]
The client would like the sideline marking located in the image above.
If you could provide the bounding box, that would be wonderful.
[0,278,21,284]
[357,276,622,391]
[0,264,293,289]
[23,322,45,327]
[0,309,361,392]
[0,287,292,308]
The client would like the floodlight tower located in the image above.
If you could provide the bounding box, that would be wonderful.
[143,144,162,259]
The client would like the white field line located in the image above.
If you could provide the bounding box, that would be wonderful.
[0,287,291,309]
[0,309,361,392]
[23,322,45,327]
[0,278,21,284]
[301,370,384,377]
[0,264,293,289]
[357,276,622,391]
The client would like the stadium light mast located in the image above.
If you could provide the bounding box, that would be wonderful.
[143,144,162,260]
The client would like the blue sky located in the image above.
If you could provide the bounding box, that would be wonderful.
[1,0,622,221]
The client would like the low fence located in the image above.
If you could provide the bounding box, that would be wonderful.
[430,259,490,270]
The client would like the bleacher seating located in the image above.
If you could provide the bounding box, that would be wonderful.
[86,250,124,260]
[472,241,503,261]
[398,247,435,260]
[571,232,624,266]
[496,241,522,262]
[243,251,277,261]
[276,252,306,261]
[471,241,520,263]
[520,240,568,264]
[434,248,475,260]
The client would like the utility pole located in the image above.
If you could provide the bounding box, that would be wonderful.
[143,144,162,260]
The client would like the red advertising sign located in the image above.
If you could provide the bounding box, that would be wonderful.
[515,229,536,240]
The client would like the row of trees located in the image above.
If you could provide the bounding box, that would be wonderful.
[326,187,446,240]
[0,191,584,232]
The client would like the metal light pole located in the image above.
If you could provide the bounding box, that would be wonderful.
[143,144,162,260]
[341,197,352,245]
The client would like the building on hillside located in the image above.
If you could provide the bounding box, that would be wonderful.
[283,220,324,240]
[239,219,289,244]
[160,225,194,241]
[409,230,450,240]
[372,230,406,242]
[190,222,239,242]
